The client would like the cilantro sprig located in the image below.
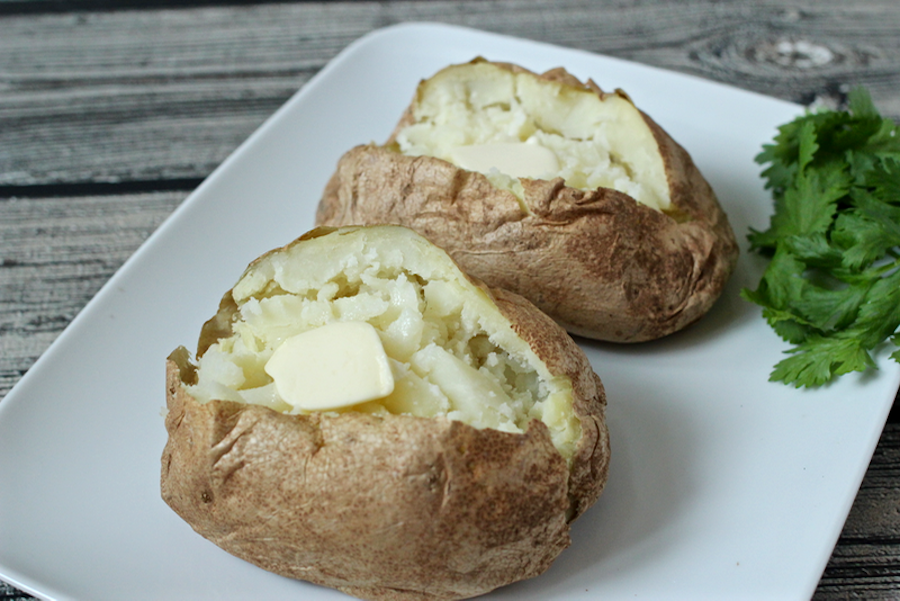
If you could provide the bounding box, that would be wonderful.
[742,88,900,387]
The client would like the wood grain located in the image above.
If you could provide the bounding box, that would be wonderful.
[0,191,186,397]
[1,1,900,600]
[0,580,32,601]
[816,425,900,599]
[2,0,899,187]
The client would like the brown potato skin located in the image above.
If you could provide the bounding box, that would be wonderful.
[161,234,610,601]
[316,62,739,343]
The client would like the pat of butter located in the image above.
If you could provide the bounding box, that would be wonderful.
[449,142,559,179]
[264,321,394,411]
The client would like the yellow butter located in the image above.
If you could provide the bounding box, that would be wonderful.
[264,321,394,411]
[449,142,559,179]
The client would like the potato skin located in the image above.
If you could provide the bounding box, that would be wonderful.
[316,62,739,343]
[161,234,610,601]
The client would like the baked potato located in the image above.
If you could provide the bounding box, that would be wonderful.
[161,225,610,601]
[316,59,739,342]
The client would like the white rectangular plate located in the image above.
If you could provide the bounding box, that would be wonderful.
[1,22,898,601]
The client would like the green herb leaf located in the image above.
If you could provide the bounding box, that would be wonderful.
[793,280,872,333]
[771,167,847,238]
[782,233,844,269]
[852,267,900,348]
[848,86,880,118]
[770,335,875,388]
[745,86,900,387]
[864,157,900,203]
[834,196,900,270]
[763,307,818,345]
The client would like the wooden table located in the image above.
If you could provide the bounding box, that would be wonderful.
[1,1,899,599]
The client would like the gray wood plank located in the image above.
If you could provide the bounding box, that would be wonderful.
[815,424,900,600]
[0,191,186,397]
[2,0,900,186]
[0,579,33,601]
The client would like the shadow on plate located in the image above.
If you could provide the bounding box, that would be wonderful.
[491,376,702,598]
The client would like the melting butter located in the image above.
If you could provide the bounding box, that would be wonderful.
[449,142,559,179]
[264,321,394,411]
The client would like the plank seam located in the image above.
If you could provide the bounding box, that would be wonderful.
[0,179,203,198]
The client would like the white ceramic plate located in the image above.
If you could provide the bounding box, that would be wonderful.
[1,22,898,601]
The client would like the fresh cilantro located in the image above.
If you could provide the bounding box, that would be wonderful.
[743,87,900,387]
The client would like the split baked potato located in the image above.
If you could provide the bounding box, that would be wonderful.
[161,225,610,601]
[316,59,739,342]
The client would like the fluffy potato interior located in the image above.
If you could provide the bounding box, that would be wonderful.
[186,226,582,462]
[394,60,671,212]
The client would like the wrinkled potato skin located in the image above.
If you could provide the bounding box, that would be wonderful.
[316,62,739,343]
[161,233,610,601]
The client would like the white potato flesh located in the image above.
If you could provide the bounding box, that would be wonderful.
[187,226,582,462]
[394,61,671,212]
